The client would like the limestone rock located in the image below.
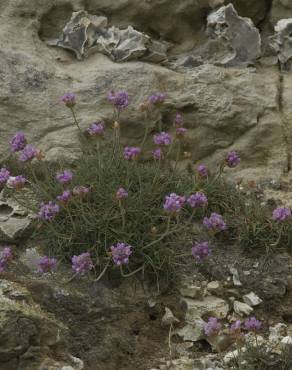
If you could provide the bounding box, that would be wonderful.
[0,1,289,182]
[207,281,221,294]
[161,307,179,327]
[207,334,234,352]
[243,292,262,306]
[270,19,292,71]
[205,4,261,67]
[0,280,78,370]
[176,320,204,342]
[179,283,204,299]
[229,267,242,287]
[181,296,229,321]
[50,10,169,63]
[0,200,33,243]
[233,300,253,316]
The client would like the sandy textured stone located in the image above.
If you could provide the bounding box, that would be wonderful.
[0,280,80,370]
[182,296,229,321]
[0,0,291,182]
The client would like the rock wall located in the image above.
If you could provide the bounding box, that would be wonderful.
[1,0,292,181]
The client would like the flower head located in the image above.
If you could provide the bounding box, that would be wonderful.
[0,168,10,185]
[10,132,27,153]
[107,90,129,111]
[174,113,183,127]
[57,190,72,204]
[19,145,38,162]
[56,170,73,185]
[116,187,128,200]
[203,213,227,232]
[153,148,163,160]
[163,193,185,214]
[203,317,222,337]
[110,243,132,266]
[123,147,141,161]
[176,127,187,137]
[197,164,208,178]
[87,122,105,137]
[0,247,13,273]
[244,317,262,331]
[226,151,240,168]
[60,93,76,108]
[272,207,291,222]
[148,93,166,105]
[71,252,93,274]
[153,132,172,146]
[73,186,91,197]
[230,320,242,333]
[191,241,211,261]
[37,256,57,273]
[6,175,26,190]
[38,201,60,222]
[187,192,208,209]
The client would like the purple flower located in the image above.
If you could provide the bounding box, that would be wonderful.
[176,127,187,137]
[38,201,60,222]
[153,148,163,160]
[230,320,242,332]
[107,90,129,111]
[73,186,91,197]
[187,192,208,209]
[87,122,105,136]
[226,151,240,168]
[10,132,27,153]
[197,164,208,178]
[272,207,292,222]
[57,190,72,204]
[192,241,211,261]
[203,213,227,232]
[71,252,93,274]
[56,170,73,185]
[110,243,133,266]
[19,145,38,162]
[37,256,57,273]
[60,93,76,108]
[153,132,172,146]
[163,193,185,214]
[148,93,166,105]
[174,113,183,127]
[203,317,222,337]
[0,247,13,273]
[116,187,128,200]
[6,175,26,190]
[0,168,10,185]
[244,317,262,331]
[123,147,141,161]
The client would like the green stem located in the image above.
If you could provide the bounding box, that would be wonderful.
[119,201,126,230]
[142,216,174,250]
[70,107,83,136]
[94,260,110,282]
[120,264,144,277]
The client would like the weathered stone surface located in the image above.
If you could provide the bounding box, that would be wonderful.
[243,292,262,306]
[176,320,204,342]
[205,4,261,67]
[233,300,253,316]
[0,0,291,182]
[182,296,229,321]
[0,280,80,370]
[270,19,292,71]
[49,11,170,63]
[0,198,34,243]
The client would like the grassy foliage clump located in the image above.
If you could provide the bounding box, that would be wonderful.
[3,90,292,282]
